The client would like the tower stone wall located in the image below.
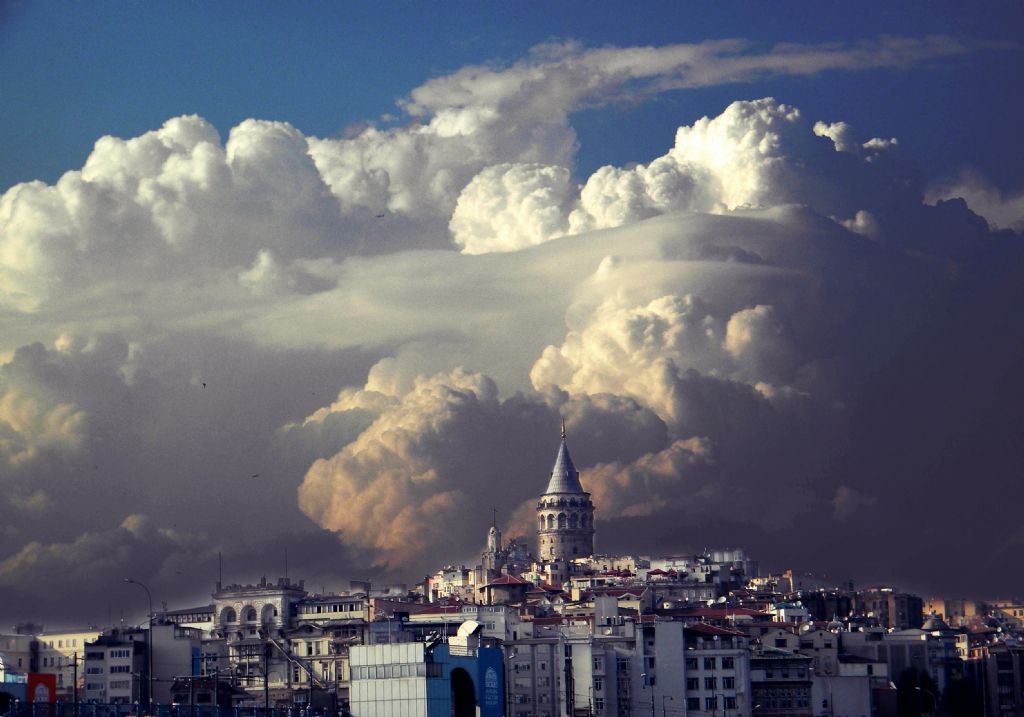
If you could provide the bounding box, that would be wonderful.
[535,427,594,573]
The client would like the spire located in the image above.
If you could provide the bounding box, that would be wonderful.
[544,423,585,494]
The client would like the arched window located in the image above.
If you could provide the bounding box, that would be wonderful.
[539,516,545,531]
[581,515,589,528]
[547,515,554,530]
[569,513,579,529]
[244,606,257,622]
[557,513,567,529]
[221,607,237,624]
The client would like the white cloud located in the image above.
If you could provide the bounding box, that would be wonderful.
[450,163,573,254]
[1,37,1022,619]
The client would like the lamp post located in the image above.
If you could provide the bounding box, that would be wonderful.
[125,578,154,712]
[915,686,937,715]
[662,695,673,716]
[640,673,655,717]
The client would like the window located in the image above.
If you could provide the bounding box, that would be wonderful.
[721,657,734,669]
[687,698,699,711]
[704,677,716,690]
[724,697,737,709]
[593,658,603,672]
[686,658,698,670]
[110,666,131,674]
[723,677,735,689]
[594,698,604,712]
[774,638,788,648]
[705,697,717,711]
[594,678,603,691]
[686,678,698,690]
[704,657,715,670]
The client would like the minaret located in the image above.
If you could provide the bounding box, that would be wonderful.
[536,420,595,573]
[482,509,502,577]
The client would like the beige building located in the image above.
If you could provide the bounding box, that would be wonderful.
[35,627,102,697]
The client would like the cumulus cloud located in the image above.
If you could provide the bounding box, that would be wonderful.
[926,170,1024,231]
[565,98,913,237]
[450,163,573,253]
[0,36,977,313]
[296,368,533,569]
[1,36,1023,622]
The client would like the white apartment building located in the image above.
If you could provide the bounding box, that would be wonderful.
[83,632,145,704]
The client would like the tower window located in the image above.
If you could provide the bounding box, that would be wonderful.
[558,513,567,529]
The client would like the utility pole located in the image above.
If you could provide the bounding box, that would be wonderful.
[264,643,270,712]
[125,578,154,713]
[72,653,78,717]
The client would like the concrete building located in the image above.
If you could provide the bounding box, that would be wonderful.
[34,627,102,698]
[854,588,923,630]
[681,624,752,717]
[349,622,504,717]
[750,648,812,717]
[981,641,1024,717]
[83,630,147,705]
[150,623,204,705]
[0,632,36,681]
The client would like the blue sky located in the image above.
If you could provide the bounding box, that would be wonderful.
[2,1,1022,190]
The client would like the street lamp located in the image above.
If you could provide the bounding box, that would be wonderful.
[915,686,937,715]
[640,673,655,717]
[662,695,673,716]
[125,578,154,712]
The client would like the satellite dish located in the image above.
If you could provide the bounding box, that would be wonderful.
[706,599,715,607]
[717,597,727,604]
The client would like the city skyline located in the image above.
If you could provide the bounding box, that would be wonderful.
[2,2,1024,625]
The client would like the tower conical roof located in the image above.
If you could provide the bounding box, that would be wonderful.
[544,423,585,494]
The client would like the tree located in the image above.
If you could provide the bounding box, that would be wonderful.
[939,676,983,717]
[896,668,940,716]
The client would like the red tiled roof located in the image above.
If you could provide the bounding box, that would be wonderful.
[484,575,531,587]
[684,623,747,637]
[664,607,768,618]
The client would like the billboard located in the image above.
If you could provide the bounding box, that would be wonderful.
[27,674,57,704]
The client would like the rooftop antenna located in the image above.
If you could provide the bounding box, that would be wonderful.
[218,550,223,588]
[285,547,289,581]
